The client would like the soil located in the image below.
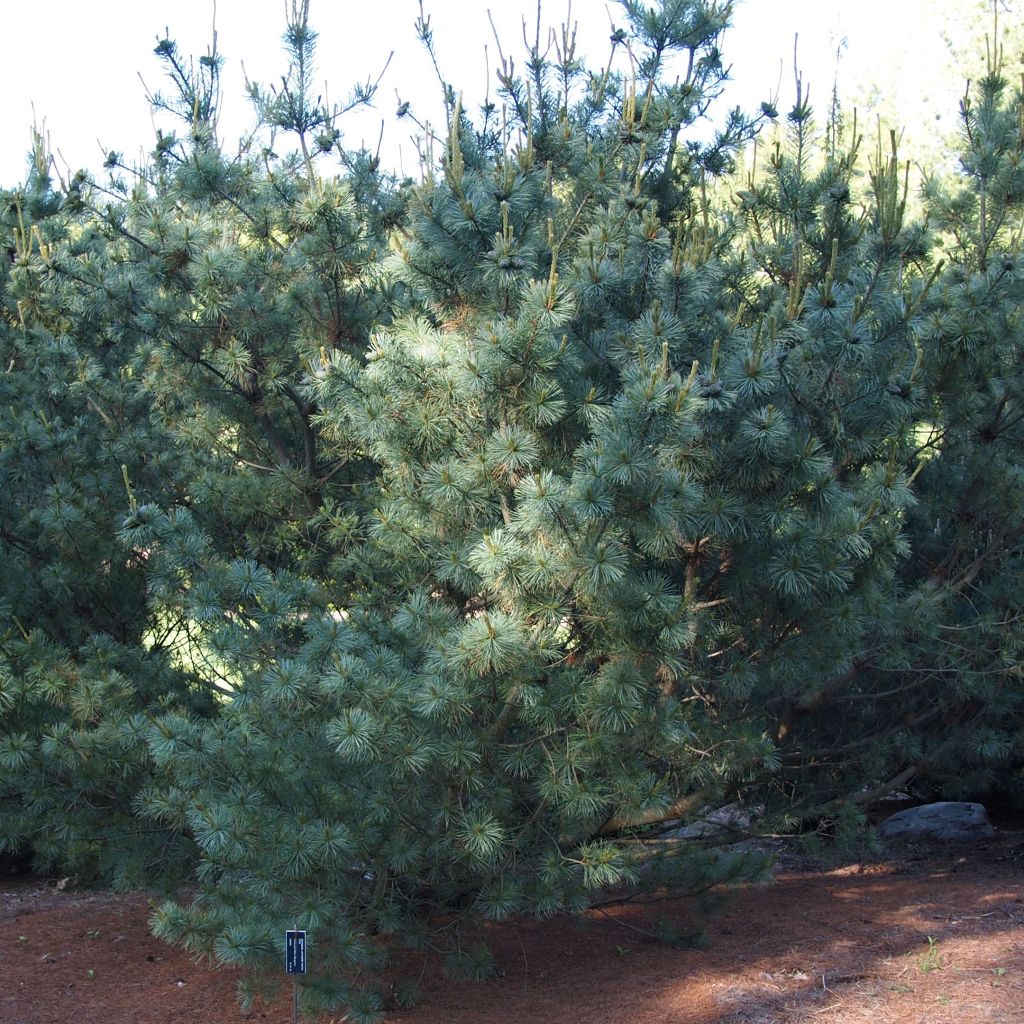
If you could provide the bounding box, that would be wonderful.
[1,834,1021,1024]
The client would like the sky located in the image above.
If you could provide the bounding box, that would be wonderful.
[0,1,995,186]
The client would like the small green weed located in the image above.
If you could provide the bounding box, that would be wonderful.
[918,935,942,973]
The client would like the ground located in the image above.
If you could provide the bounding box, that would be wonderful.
[2,834,1021,1024]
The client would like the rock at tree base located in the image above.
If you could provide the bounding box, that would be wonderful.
[877,801,996,841]
[671,803,754,840]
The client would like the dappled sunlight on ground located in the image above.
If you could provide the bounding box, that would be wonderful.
[2,835,1021,1024]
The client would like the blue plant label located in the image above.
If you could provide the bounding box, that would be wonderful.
[285,930,307,974]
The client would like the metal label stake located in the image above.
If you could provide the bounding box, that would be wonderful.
[285,929,307,1024]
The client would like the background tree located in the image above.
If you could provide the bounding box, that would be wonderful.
[0,3,396,885]
[0,136,205,885]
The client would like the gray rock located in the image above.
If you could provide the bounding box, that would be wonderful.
[672,803,753,840]
[877,801,996,842]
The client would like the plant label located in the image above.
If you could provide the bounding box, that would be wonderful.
[285,930,307,974]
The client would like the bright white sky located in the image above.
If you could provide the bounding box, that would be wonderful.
[0,0,986,186]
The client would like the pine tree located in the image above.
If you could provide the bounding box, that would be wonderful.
[136,7,1023,1017]
[0,136,205,884]
[0,4,395,886]
[122,4,779,1018]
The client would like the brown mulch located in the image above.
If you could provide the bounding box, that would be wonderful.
[2,835,1022,1024]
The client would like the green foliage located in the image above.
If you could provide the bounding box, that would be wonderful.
[0,144,206,884]
[1,2,1023,1019]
